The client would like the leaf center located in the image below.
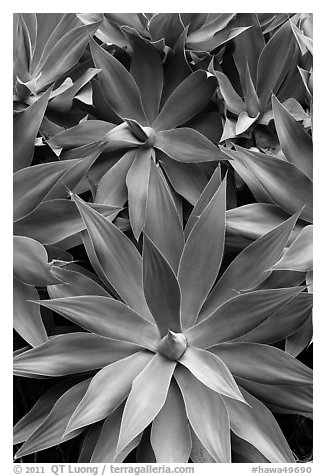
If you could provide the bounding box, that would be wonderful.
[157,330,188,361]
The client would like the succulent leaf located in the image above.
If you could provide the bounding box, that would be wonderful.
[175,366,231,462]
[13,333,138,377]
[151,380,191,463]
[116,353,176,456]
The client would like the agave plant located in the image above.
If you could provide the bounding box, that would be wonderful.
[13,175,312,462]
[13,13,101,104]
[47,28,228,241]
[13,11,313,464]
[211,14,310,141]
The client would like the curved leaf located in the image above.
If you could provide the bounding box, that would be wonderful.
[290,20,313,55]
[272,95,313,180]
[298,66,312,97]
[14,378,77,445]
[48,266,111,299]
[233,13,265,88]
[127,29,163,124]
[13,278,47,347]
[190,429,215,462]
[225,203,303,243]
[273,225,313,272]
[72,194,152,321]
[187,26,249,52]
[91,405,142,463]
[143,234,181,336]
[13,158,84,222]
[231,434,270,463]
[47,121,115,148]
[36,296,160,350]
[244,64,262,117]
[136,427,156,463]
[151,380,191,463]
[149,13,184,48]
[13,87,52,172]
[175,366,231,462]
[78,421,104,463]
[187,14,235,42]
[145,161,184,273]
[160,154,208,205]
[179,346,246,403]
[116,353,176,456]
[286,316,313,358]
[223,388,295,462]
[46,142,106,201]
[102,122,143,152]
[178,178,226,329]
[187,288,303,348]
[233,292,312,344]
[14,199,120,246]
[32,14,80,73]
[80,231,119,298]
[224,145,313,222]
[161,27,192,105]
[49,68,100,112]
[126,147,152,240]
[224,147,275,203]
[184,165,221,239]
[66,351,153,433]
[153,70,217,131]
[236,376,312,417]
[235,111,259,135]
[90,406,122,462]
[257,20,297,107]
[95,150,136,206]
[14,333,138,377]
[13,236,61,286]
[36,21,101,90]
[89,37,147,124]
[15,379,90,459]
[201,211,300,317]
[155,128,223,163]
[211,342,313,386]
[213,70,246,115]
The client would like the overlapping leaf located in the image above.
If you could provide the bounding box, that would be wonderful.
[72,194,152,321]
[14,333,139,377]
[151,380,191,463]
[13,278,48,347]
[35,296,160,350]
[65,351,153,434]
[15,379,90,458]
[13,87,52,172]
[175,366,231,463]
[223,146,312,222]
[178,178,226,328]
[223,389,295,462]
[116,353,176,456]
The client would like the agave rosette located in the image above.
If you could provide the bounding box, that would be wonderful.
[13,13,101,104]
[14,175,312,462]
[47,28,229,240]
[212,14,310,140]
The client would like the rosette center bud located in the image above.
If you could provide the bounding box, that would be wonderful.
[157,330,188,361]
[124,118,156,147]
[142,127,156,147]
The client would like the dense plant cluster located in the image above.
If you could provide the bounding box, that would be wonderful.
[13,13,313,463]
